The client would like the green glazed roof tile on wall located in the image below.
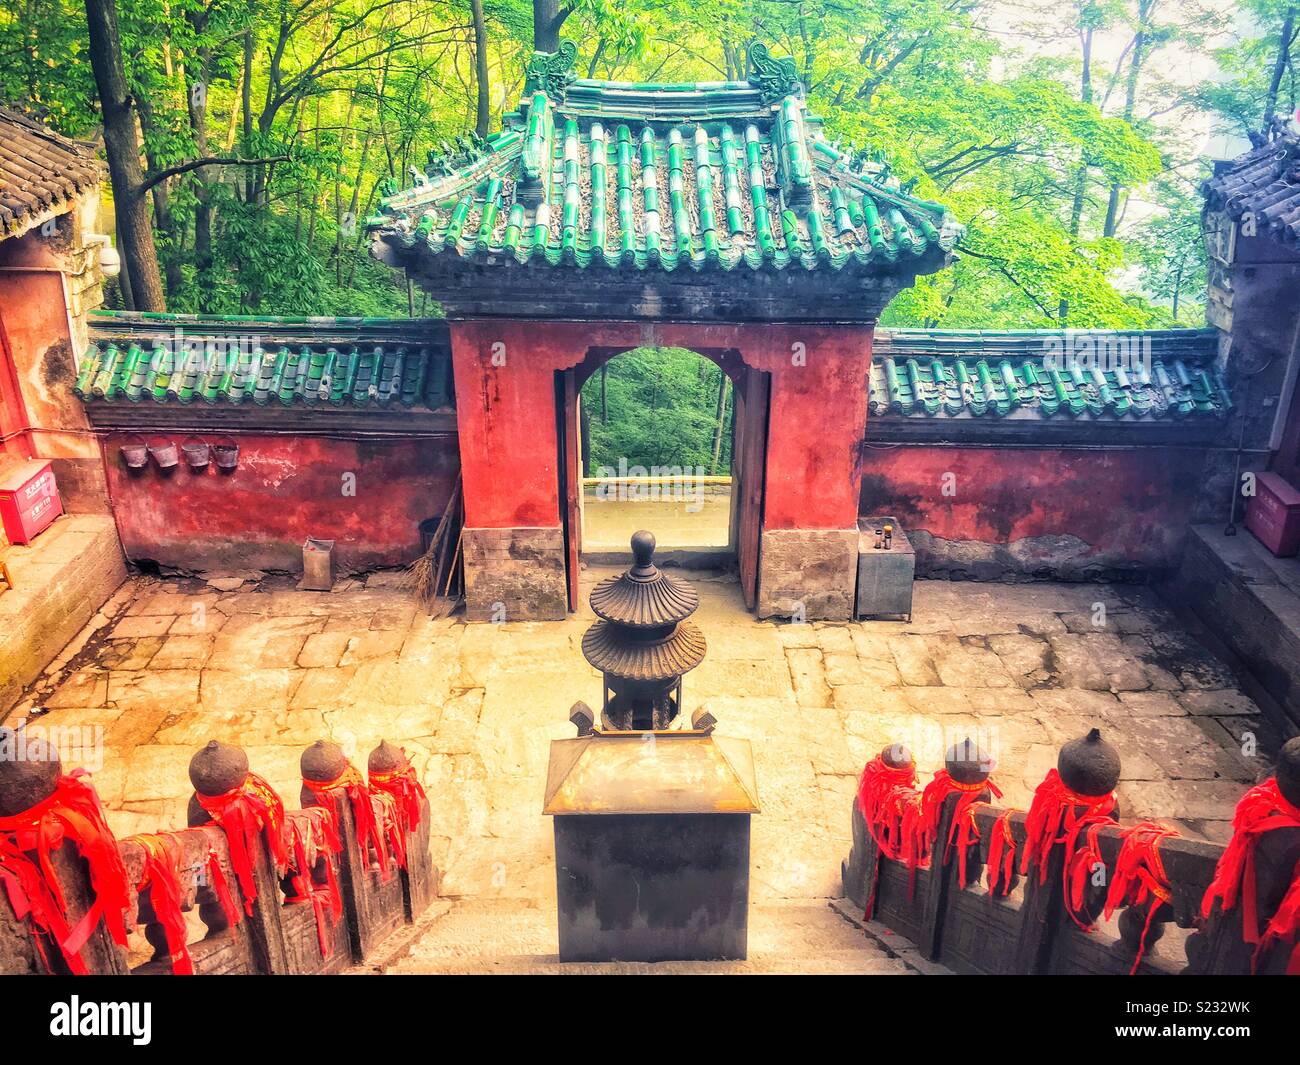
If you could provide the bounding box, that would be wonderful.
[79,313,1226,426]
[368,42,963,277]
[867,329,1230,421]
[76,335,454,413]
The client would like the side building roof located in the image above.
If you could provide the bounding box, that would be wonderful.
[0,105,101,241]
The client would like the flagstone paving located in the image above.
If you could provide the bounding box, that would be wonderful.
[7,568,1292,933]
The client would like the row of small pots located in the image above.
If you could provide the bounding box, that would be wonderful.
[120,437,240,472]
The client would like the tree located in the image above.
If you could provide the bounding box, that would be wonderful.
[83,0,166,310]
[533,0,567,50]
[5,0,1194,325]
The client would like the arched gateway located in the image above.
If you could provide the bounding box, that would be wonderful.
[368,43,960,622]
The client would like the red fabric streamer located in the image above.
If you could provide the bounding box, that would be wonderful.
[986,810,1018,898]
[914,770,1001,890]
[856,757,918,858]
[371,791,406,872]
[129,833,193,975]
[195,772,288,914]
[1064,822,1107,931]
[1103,820,1177,975]
[0,771,130,974]
[204,848,241,931]
[1201,778,1300,974]
[369,756,427,836]
[303,763,392,881]
[284,808,344,959]
[1019,768,1116,883]
[1258,863,1300,976]
[856,755,920,919]
[899,793,929,872]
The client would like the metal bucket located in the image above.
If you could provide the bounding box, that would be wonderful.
[148,440,179,469]
[182,439,211,470]
[120,440,149,470]
[302,537,335,591]
[213,441,240,471]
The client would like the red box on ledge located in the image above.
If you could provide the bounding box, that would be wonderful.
[0,459,63,545]
[1245,471,1300,558]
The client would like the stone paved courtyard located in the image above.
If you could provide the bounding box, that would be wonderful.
[5,566,1289,969]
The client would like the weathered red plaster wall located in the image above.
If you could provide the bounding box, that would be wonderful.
[448,319,872,531]
[859,445,1207,572]
[0,267,107,510]
[103,432,459,574]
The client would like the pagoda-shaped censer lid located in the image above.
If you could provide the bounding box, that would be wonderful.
[582,532,705,682]
[589,530,699,627]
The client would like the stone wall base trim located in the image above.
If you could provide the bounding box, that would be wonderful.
[906,530,1153,582]
[757,527,857,620]
[462,525,568,622]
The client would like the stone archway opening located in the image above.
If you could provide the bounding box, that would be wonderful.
[575,346,738,564]
[557,341,768,614]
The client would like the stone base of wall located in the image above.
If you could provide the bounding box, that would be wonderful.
[907,530,1152,582]
[462,525,568,622]
[0,514,127,713]
[757,528,857,620]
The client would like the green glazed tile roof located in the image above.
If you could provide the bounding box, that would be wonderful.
[869,329,1230,420]
[367,43,961,275]
[77,311,452,409]
[76,314,1229,426]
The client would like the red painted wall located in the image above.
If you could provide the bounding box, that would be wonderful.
[859,446,1207,570]
[103,432,459,574]
[448,319,873,532]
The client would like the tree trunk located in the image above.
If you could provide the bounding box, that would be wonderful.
[242,29,255,202]
[1061,24,1095,321]
[471,0,491,137]
[533,0,565,51]
[710,371,730,476]
[1265,8,1297,126]
[135,90,184,298]
[1104,2,1152,238]
[184,48,215,312]
[83,0,165,311]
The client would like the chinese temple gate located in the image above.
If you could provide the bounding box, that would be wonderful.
[64,46,1246,634]
[366,43,961,621]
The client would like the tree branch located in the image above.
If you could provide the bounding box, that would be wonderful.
[139,155,290,194]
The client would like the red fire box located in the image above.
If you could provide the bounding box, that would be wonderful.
[1245,471,1300,558]
[0,459,63,545]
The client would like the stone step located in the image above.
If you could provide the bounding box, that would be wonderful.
[367,899,917,975]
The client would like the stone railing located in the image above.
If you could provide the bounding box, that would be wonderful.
[841,734,1300,976]
[0,737,435,975]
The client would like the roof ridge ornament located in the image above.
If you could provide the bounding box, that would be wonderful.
[524,39,578,101]
[746,41,803,103]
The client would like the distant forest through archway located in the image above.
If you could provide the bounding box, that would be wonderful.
[580,348,734,478]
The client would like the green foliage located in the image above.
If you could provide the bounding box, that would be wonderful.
[1129,175,1209,325]
[0,0,1225,327]
[1198,0,1298,134]
[582,349,733,475]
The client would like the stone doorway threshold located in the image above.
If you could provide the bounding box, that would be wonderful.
[582,546,734,570]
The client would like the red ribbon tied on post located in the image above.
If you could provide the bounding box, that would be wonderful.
[0,771,130,974]
[1201,778,1300,974]
[195,771,288,914]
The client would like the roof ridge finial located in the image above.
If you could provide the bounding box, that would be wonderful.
[524,39,578,100]
[746,41,803,103]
